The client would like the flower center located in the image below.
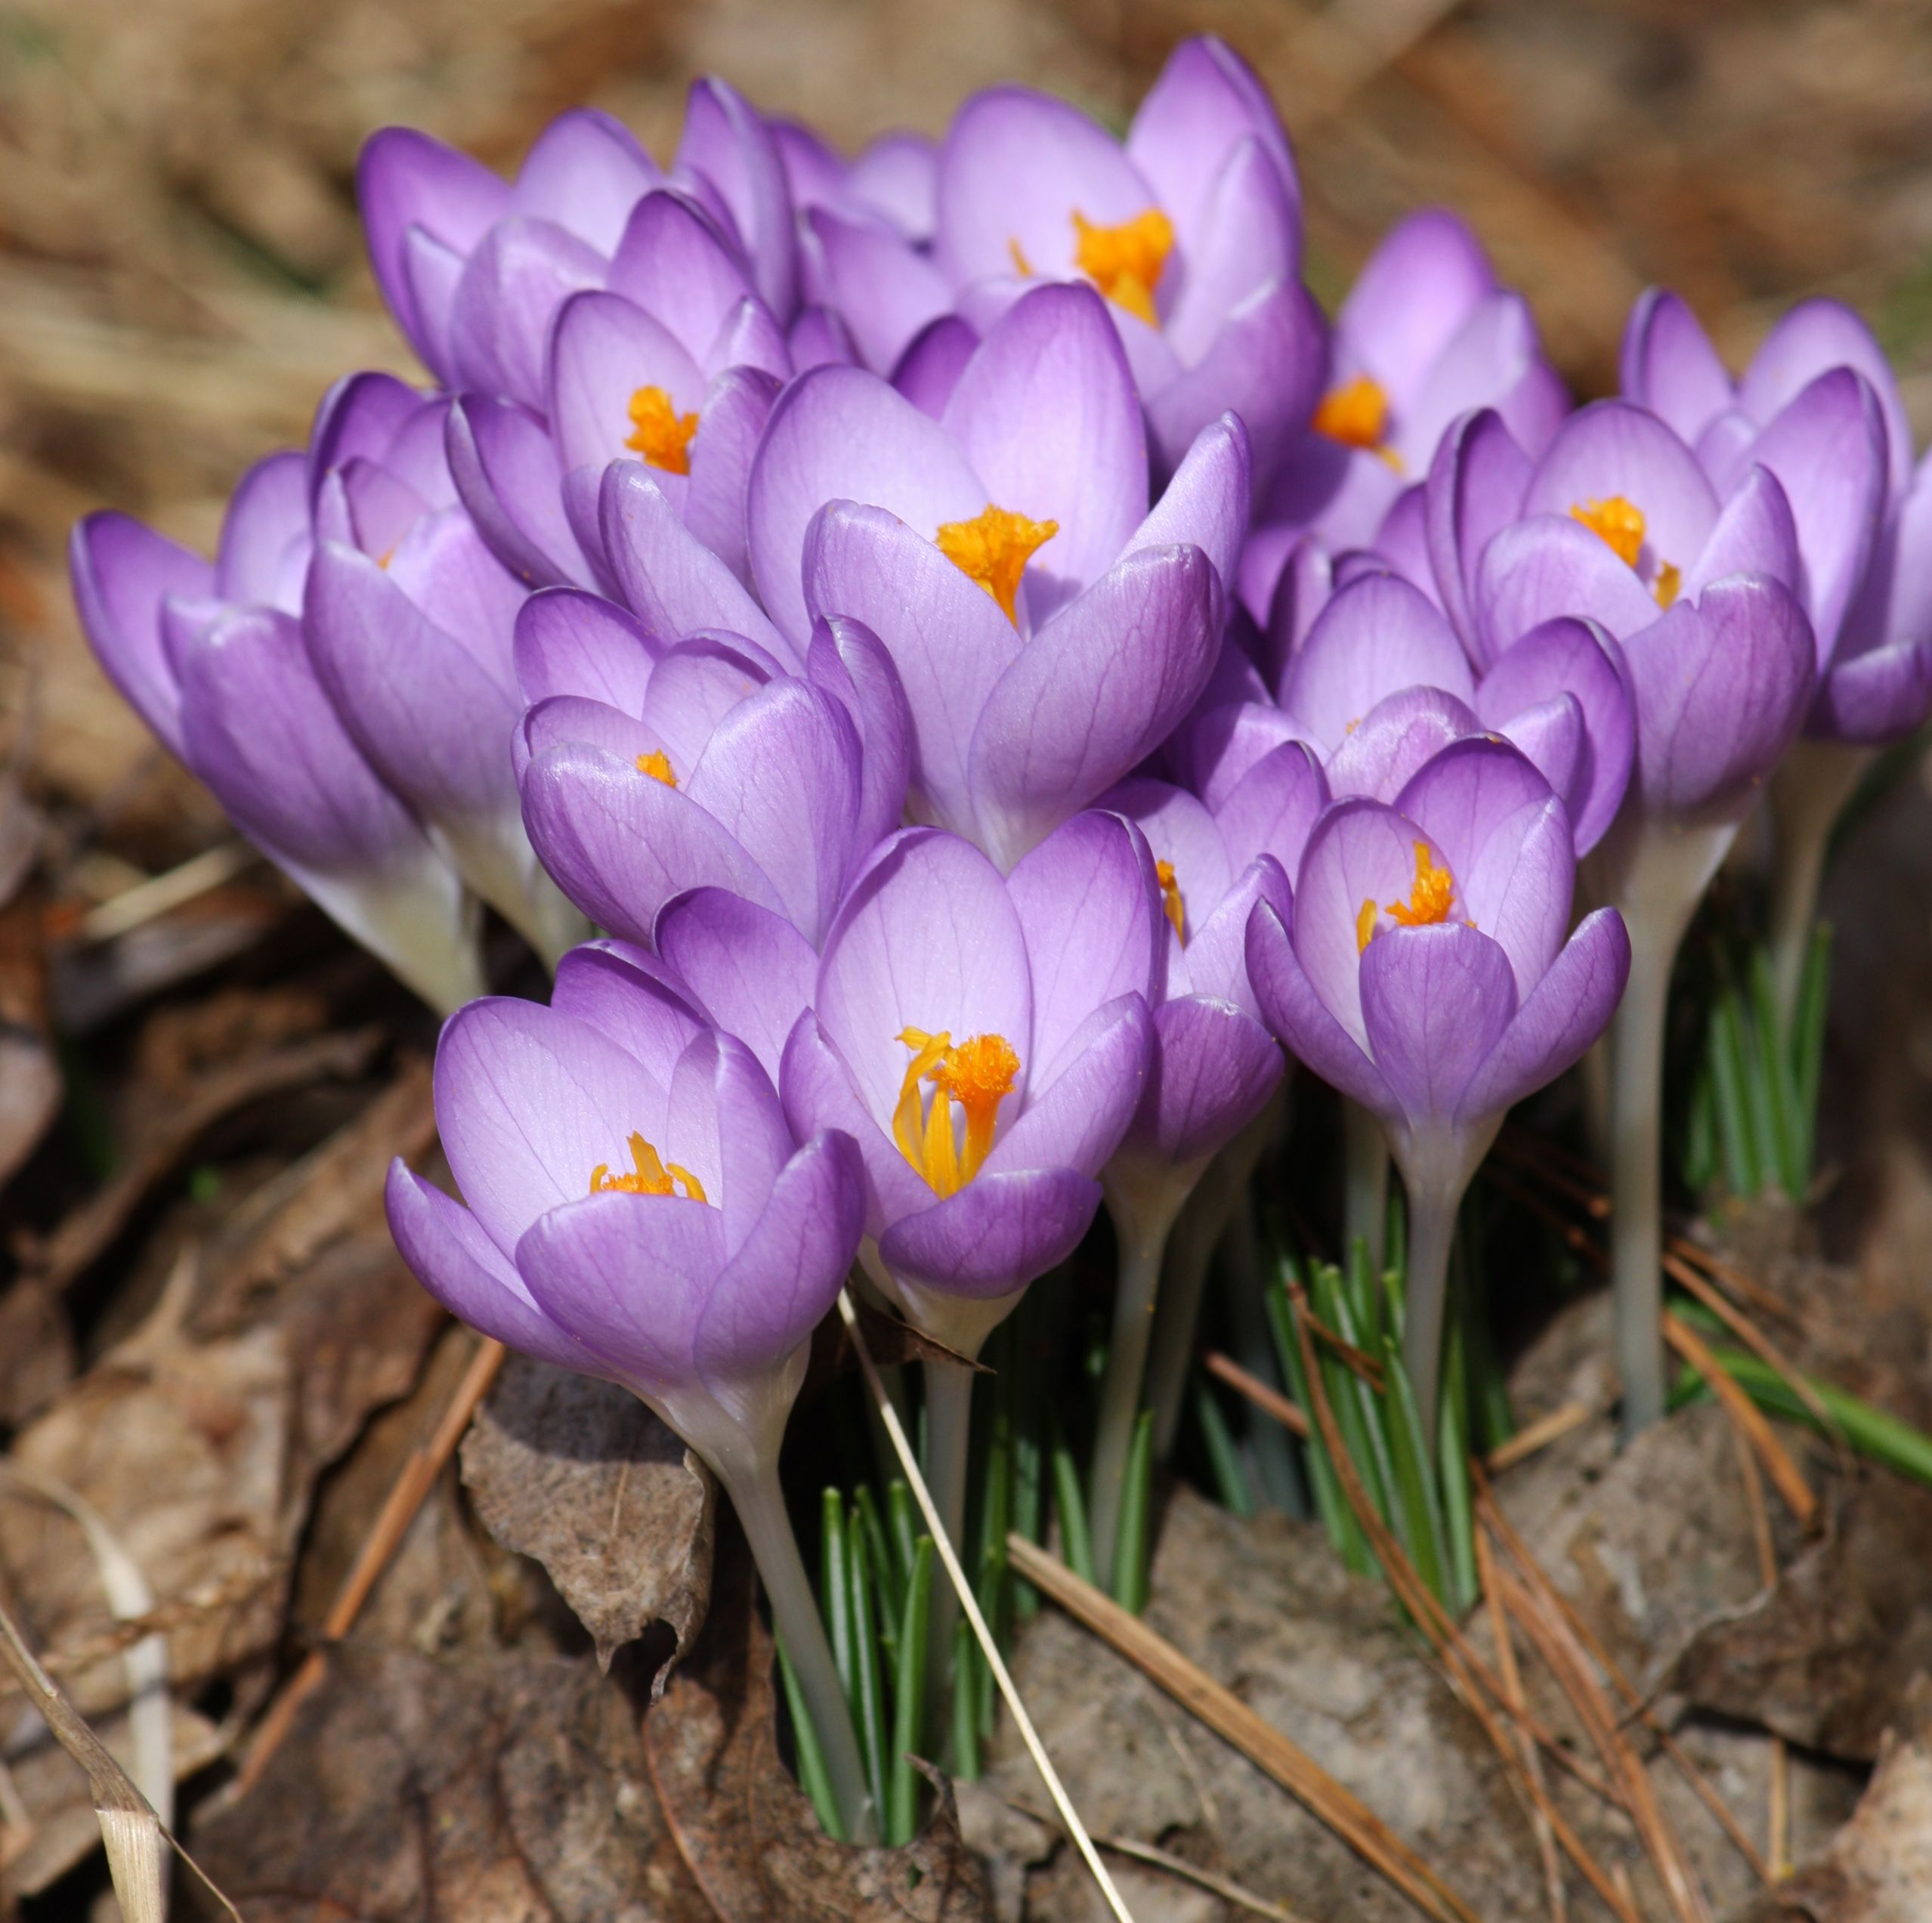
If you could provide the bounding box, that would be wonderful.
[589,1131,709,1202]
[935,505,1059,624]
[1155,858,1186,941]
[626,385,700,475]
[892,1026,1020,1199]
[1312,374,1401,470]
[1072,208,1173,326]
[1357,841,1456,953]
[1569,494,1679,608]
[635,749,676,786]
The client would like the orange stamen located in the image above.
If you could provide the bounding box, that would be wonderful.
[892,1026,1020,1198]
[625,385,700,475]
[1359,842,1457,951]
[1313,373,1393,454]
[1009,237,1034,278]
[1071,208,1173,326]
[1155,858,1186,941]
[589,1131,709,1203]
[635,749,676,786]
[935,504,1059,624]
[1569,495,1646,570]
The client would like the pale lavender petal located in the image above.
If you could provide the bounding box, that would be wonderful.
[656,889,819,1084]
[513,586,659,710]
[605,189,756,364]
[1126,994,1284,1166]
[1476,512,1662,655]
[510,108,660,252]
[1103,777,1231,954]
[1337,210,1495,410]
[780,1009,932,1232]
[308,372,434,505]
[1164,137,1299,365]
[789,305,856,371]
[551,939,707,1084]
[879,1167,1102,1298]
[808,207,953,374]
[1181,854,1292,1013]
[547,289,706,484]
[981,993,1150,1180]
[892,315,979,419]
[1245,899,1396,1118]
[216,450,309,607]
[675,77,796,322]
[638,638,776,774]
[805,614,913,851]
[1213,740,1328,879]
[448,218,605,413]
[1810,638,1932,744]
[1681,463,1800,603]
[1390,292,1555,478]
[1122,411,1251,601]
[1426,406,1532,662]
[1324,685,1479,803]
[684,366,781,583]
[1283,572,1473,752]
[1619,289,1733,445]
[850,132,939,240]
[1359,920,1517,1124]
[446,397,595,589]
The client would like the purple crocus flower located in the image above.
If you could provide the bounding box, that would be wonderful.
[359,82,796,406]
[1247,737,1631,1430]
[1082,778,1288,1576]
[69,375,499,1011]
[815,36,1321,484]
[775,119,938,244]
[1263,209,1568,550]
[512,587,909,954]
[749,281,1246,869]
[385,939,873,1835]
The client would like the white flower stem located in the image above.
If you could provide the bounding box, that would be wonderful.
[1768,740,1870,1022]
[719,1454,878,1844]
[1343,1096,1390,1276]
[1088,1228,1168,1589]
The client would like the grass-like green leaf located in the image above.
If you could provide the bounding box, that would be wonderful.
[886,1537,935,1847]
[1111,1411,1156,1615]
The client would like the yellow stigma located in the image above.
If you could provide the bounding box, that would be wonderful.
[1358,841,1456,952]
[1570,495,1645,570]
[635,748,676,785]
[1155,858,1186,941]
[935,504,1059,624]
[892,1026,1020,1198]
[1312,374,1395,459]
[625,385,700,475]
[1072,208,1173,326]
[1009,236,1034,278]
[589,1131,709,1203]
[1654,560,1681,610]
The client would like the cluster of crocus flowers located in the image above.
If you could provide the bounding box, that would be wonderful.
[69,29,1931,1824]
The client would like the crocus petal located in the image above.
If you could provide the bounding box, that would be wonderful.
[675,77,796,322]
[969,543,1221,870]
[1244,899,1396,1118]
[1127,994,1284,1166]
[513,586,659,710]
[1680,463,1800,604]
[803,501,1019,840]
[1426,407,1532,663]
[893,316,980,419]
[1102,778,1232,960]
[448,218,606,414]
[446,397,594,589]
[749,363,987,645]
[515,1190,726,1393]
[1458,907,1630,1122]
[434,996,675,1259]
[697,1131,865,1380]
[601,461,792,663]
[1006,810,1162,1083]
[1395,737,1572,999]
[814,826,1033,1135]
[1324,685,1479,804]
[1810,638,1932,744]
[547,290,706,484]
[780,1009,933,1232]
[521,739,787,943]
[1359,921,1517,1129]
[511,107,660,253]
[935,85,1153,289]
[1619,289,1733,445]
[1213,740,1328,879]
[981,992,1151,1180]
[604,189,756,364]
[1284,572,1473,752]
[308,372,435,505]
[1125,35,1296,246]
[656,888,819,1085]
[680,366,781,586]
[216,450,309,608]
[805,614,913,852]
[808,207,953,374]
[1391,292,1554,477]
[1474,613,1634,855]
[1182,854,1293,1014]
[1163,136,1299,365]
[1123,411,1252,602]
[357,128,511,376]
[1338,210,1495,408]
[879,1167,1102,1298]
[385,1164,593,1374]
[660,1028,791,1251]
[941,283,1148,616]
[1522,400,1719,577]
[551,939,708,1084]
[638,638,778,771]
[790,305,856,371]
[1477,513,1662,655]
[1622,576,1816,821]
[68,513,212,757]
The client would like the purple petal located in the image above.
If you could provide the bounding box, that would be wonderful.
[780,1009,932,1233]
[216,451,310,607]
[1477,513,1663,655]
[660,1028,793,1251]
[446,397,594,589]
[969,543,1221,870]
[892,316,980,419]
[1006,811,1162,1082]
[675,78,796,322]
[308,372,437,507]
[982,992,1151,1181]
[1163,137,1300,366]
[1283,572,1473,753]
[547,290,706,486]
[1425,407,1532,663]
[1244,899,1396,1118]
[657,889,820,1085]
[512,108,659,252]
[849,132,939,240]
[808,207,953,374]
[1391,292,1557,478]
[357,128,510,376]
[551,939,708,1084]
[1213,740,1329,879]
[805,614,913,851]
[1180,854,1292,1013]
[879,1167,1102,1299]
[941,283,1148,616]
[1126,994,1284,1167]
[638,637,777,772]
[749,363,986,645]
[803,500,1019,842]
[68,513,212,756]
[605,189,757,364]
[1810,638,1932,744]
[1124,411,1252,603]
[514,586,659,710]
[1325,685,1479,803]
[1682,463,1800,603]
[448,218,605,413]
[1337,211,1495,410]
[789,305,856,372]
[1474,615,1634,856]
[1359,921,1517,1126]
[1459,907,1630,1121]
[1619,289,1733,445]
[1103,777,1231,960]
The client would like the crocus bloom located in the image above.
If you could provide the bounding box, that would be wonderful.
[385,940,876,1837]
[1263,209,1568,549]
[1247,737,1630,1429]
[1083,778,1289,1576]
[447,187,794,596]
[749,282,1246,869]
[814,36,1321,484]
[69,378,492,1012]
[360,81,796,409]
[512,588,909,953]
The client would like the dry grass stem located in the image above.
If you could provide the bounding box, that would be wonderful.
[1204,1352,1311,1439]
[1485,1402,1597,1473]
[1662,1313,1816,1532]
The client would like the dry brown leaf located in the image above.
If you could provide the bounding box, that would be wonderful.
[462,1356,716,1677]
[645,1544,992,1921]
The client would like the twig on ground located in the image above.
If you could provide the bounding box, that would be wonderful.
[1663,1312,1816,1532]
